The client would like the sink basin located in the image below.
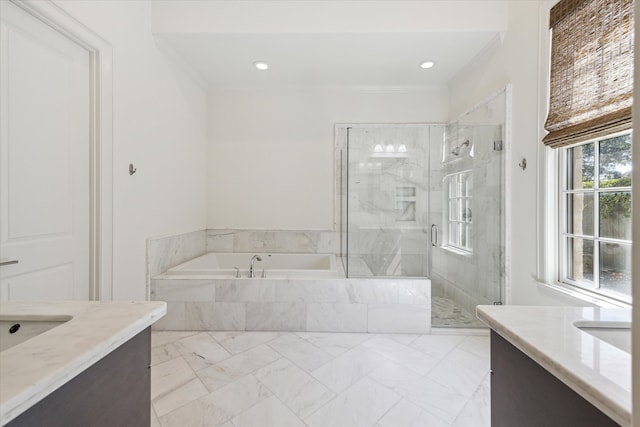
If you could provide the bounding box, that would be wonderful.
[573,321,631,354]
[0,316,71,352]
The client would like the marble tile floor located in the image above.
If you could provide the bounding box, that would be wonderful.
[150,330,490,427]
[431,296,486,329]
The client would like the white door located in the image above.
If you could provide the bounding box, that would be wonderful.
[0,1,91,301]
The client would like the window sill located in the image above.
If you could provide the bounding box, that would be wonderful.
[441,246,473,258]
[534,280,632,308]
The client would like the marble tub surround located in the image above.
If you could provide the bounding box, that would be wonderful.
[0,301,166,426]
[207,229,339,254]
[146,230,207,298]
[151,277,430,333]
[477,305,631,426]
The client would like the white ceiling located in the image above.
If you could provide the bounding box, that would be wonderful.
[158,31,500,87]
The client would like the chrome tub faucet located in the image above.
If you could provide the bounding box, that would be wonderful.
[249,255,262,278]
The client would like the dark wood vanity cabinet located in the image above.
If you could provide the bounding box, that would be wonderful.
[6,328,151,427]
[490,331,620,427]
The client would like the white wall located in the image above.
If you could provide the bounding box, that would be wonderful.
[207,86,448,229]
[448,1,590,306]
[152,1,508,34]
[54,0,208,300]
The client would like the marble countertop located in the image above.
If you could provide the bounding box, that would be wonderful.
[0,301,166,426]
[476,305,631,427]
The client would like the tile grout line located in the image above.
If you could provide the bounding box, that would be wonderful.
[265,333,336,372]
[246,372,316,427]
[154,347,277,425]
[152,332,248,420]
[209,331,284,355]
[370,392,405,427]
[223,372,279,427]
[450,371,491,426]
[151,354,207,418]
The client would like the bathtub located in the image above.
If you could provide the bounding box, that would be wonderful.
[152,252,431,333]
[164,252,342,278]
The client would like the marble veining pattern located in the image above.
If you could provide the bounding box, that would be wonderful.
[147,230,207,298]
[151,330,490,427]
[207,229,339,254]
[0,301,167,426]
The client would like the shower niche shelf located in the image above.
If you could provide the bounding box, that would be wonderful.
[396,186,416,222]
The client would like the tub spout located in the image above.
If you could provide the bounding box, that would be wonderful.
[249,255,262,278]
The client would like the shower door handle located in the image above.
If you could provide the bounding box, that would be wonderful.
[430,224,438,247]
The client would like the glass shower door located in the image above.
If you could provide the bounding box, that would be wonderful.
[429,88,507,327]
[345,125,430,277]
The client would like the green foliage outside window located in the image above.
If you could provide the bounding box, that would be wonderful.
[580,176,631,218]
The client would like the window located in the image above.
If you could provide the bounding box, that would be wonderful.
[544,0,633,304]
[446,170,472,252]
[560,133,632,301]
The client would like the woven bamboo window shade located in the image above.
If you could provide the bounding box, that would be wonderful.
[543,0,634,147]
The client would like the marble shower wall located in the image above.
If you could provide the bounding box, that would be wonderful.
[430,90,506,314]
[146,230,207,298]
[337,125,431,277]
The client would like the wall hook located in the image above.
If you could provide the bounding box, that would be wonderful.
[518,158,527,171]
[129,163,137,175]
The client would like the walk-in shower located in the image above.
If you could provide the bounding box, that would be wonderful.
[336,88,508,328]
[337,124,435,278]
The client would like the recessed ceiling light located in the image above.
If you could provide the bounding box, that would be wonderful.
[254,61,269,71]
[420,60,436,69]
